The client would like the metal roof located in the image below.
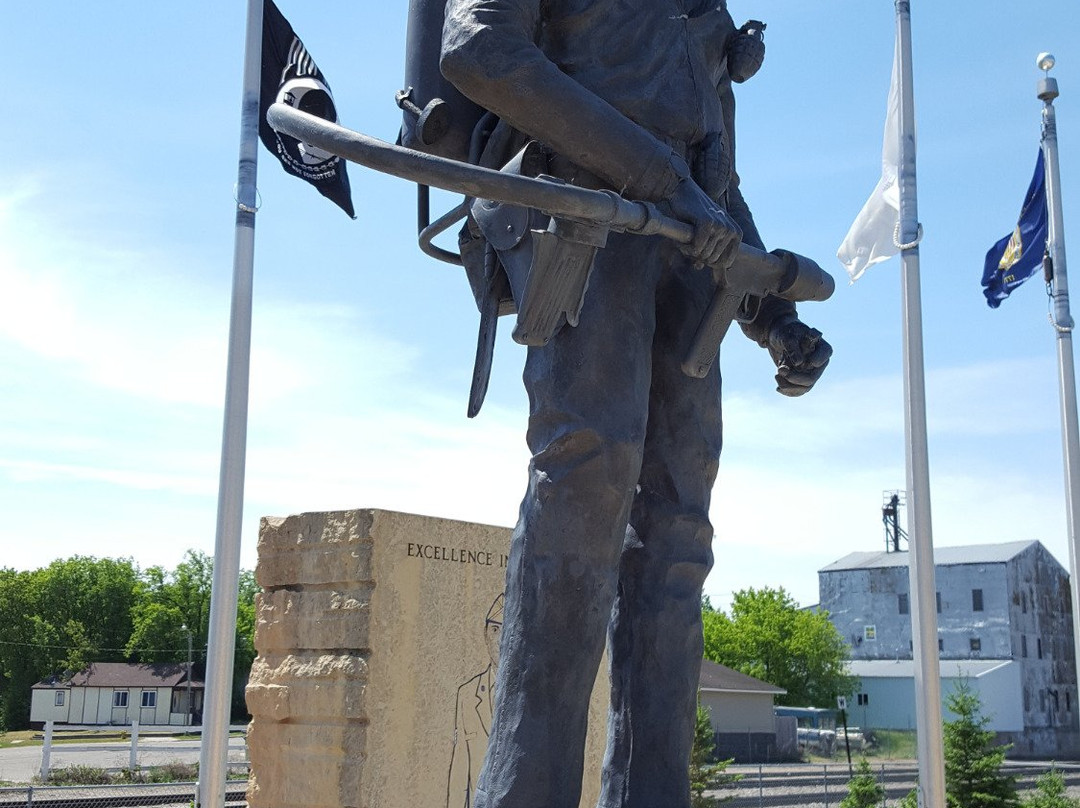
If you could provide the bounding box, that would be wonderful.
[819,540,1041,573]
[846,658,1014,679]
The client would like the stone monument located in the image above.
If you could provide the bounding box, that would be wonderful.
[246,508,607,808]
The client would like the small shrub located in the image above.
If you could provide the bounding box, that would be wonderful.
[690,705,741,808]
[840,759,885,808]
[944,680,1019,808]
[145,761,199,782]
[897,788,919,808]
[41,764,112,785]
[1024,769,1080,808]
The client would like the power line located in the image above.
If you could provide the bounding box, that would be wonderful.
[0,639,211,656]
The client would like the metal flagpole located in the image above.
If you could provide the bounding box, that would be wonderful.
[197,0,263,806]
[1037,54,1080,722]
[894,4,946,808]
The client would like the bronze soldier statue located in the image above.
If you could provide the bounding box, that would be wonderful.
[435,2,832,807]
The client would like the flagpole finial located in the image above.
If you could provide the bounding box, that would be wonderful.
[1038,54,1060,103]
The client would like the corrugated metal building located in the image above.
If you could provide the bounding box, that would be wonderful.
[819,541,1078,758]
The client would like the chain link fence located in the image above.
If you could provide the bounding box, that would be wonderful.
[718,761,1080,808]
[0,780,247,807]
[3,759,1078,807]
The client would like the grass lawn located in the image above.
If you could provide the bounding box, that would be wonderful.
[0,730,39,749]
[865,729,917,759]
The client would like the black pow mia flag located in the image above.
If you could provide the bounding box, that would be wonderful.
[260,0,355,218]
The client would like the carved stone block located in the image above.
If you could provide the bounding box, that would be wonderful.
[246,508,607,808]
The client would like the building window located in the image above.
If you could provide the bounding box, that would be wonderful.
[113,691,129,708]
[1068,691,1072,712]
[970,638,982,653]
[857,693,869,706]
[936,592,942,613]
[1022,635,1028,658]
[1038,638,1044,660]
[972,589,984,612]
[141,691,157,709]
[863,625,877,641]
[938,638,944,652]
[54,691,65,707]
[898,593,909,615]
[1022,592,1028,613]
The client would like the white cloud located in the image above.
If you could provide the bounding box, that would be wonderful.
[0,183,1073,613]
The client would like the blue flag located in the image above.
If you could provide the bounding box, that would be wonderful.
[981,149,1048,308]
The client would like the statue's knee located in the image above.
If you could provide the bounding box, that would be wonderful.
[532,428,644,500]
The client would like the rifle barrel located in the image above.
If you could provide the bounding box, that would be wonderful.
[266,104,833,306]
[268,103,642,229]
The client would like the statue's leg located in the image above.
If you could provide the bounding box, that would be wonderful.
[599,248,721,808]
[473,234,663,808]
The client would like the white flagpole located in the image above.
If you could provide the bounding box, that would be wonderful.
[894,3,946,808]
[197,0,263,806]
[1037,55,1080,726]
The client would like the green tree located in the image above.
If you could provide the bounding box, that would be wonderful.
[31,557,139,660]
[702,587,854,706]
[125,602,189,663]
[690,705,739,808]
[840,759,885,808]
[0,558,140,730]
[232,569,259,718]
[943,680,1019,808]
[129,551,259,720]
[1024,769,1080,808]
[0,551,258,729]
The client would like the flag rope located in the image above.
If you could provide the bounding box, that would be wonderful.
[892,220,923,250]
[1048,292,1074,333]
[232,184,262,213]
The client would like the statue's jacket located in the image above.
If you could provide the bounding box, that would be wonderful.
[441,0,738,203]
[442,0,794,347]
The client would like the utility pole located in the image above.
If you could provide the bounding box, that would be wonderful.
[182,623,194,728]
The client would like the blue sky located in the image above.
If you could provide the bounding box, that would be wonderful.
[2,2,1079,610]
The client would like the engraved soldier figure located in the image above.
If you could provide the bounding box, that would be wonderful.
[447,594,505,808]
[438,2,832,807]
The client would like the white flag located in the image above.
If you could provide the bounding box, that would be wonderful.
[837,34,902,281]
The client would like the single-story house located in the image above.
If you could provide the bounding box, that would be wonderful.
[31,662,204,728]
[698,659,794,762]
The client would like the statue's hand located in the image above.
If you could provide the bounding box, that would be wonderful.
[767,316,832,397]
[665,178,742,270]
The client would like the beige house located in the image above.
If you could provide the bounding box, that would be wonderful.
[698,659,794,762]
[31,662,203,728]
